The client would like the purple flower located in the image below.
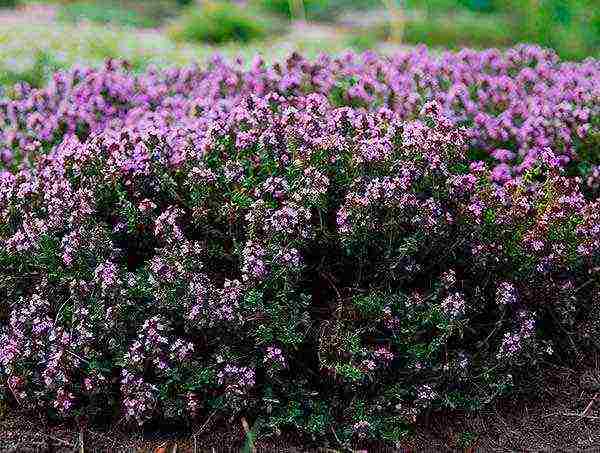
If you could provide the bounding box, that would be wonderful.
[441,292,466,319]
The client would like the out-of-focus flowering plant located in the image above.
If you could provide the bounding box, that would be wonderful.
[1,46,598,180]
[0,47,598,446]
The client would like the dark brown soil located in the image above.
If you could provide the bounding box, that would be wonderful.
[3,356,600,452]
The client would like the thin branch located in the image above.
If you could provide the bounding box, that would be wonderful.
[79,430,84,453]
[192,410,217,441]
[330,427,345,449]
[66,349,90,365]
[582,392,599,417]
[320,271,342,303]
[44,433,74,448]
[555,412,600,420]
[54,295,73,324]
[574,278,595,294]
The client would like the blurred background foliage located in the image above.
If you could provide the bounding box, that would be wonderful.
[167,1,284,44]
[56,0,177,28]
[0,0,598,89]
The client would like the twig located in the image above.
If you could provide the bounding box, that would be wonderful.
[545,396,600,423]
[560,412,600,420]
[548,307,579,356]
[54,295,73,324]
[7,377,21,405]
[192,410,217,441]
[546,404,600,435]
[320,271,342,303]
[79,429,84,453]
[574,278,595,294]
[583,392,599,416]
[481,313,506,348]
[156,440,168,451]
[66,349,90,365]
[529,428,559,450]
[44,434,74,448]
[330,427,347,450]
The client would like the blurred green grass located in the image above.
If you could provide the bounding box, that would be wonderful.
[254,0,382,22]
[0,19,351,89]
[0,0,597,90]
[403,0,599,60]
[0,0,19,7]
[168,1,283,44]
[346,9,516,50]
[56,1,173,28]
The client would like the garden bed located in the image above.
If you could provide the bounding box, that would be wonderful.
[0,46,598,451]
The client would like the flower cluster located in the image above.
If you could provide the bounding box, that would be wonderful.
[217,364,256,397]
[496,282,519,306]
[441,292,467,319]
[0,48,598,446]
[1,46,597,182]
[496,310,551,364]
[264,346,286,371]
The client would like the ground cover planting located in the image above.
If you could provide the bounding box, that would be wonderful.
[0,46,599,448]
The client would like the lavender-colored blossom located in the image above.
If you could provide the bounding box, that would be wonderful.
[264,346,286,370]
[241,241,268,282]
[497,310,536,360]
[373,346,394,365]
[415,384,438,407]
[496,282,519,306]
[441,292,467,319]
[352,420,371,439]
[94,261,120,292]
[217,364,256,396]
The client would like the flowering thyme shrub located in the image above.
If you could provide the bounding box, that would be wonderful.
[1,45,598,180]
[0,47,599,446]
[1,88,599,446]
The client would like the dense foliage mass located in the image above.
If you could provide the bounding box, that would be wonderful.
[0,47,599,446]
[1,46,598,180]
